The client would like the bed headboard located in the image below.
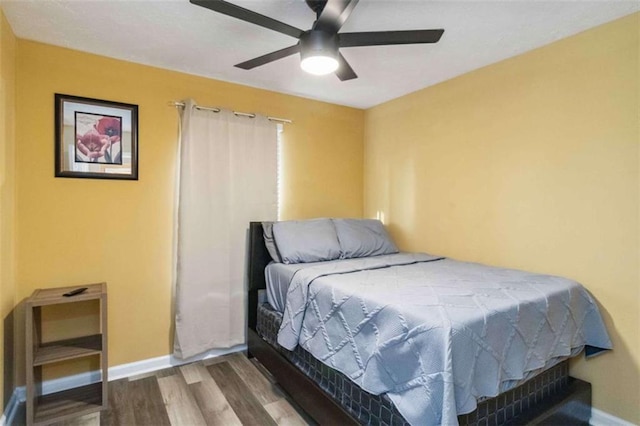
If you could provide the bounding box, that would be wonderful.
[248,221,270,330]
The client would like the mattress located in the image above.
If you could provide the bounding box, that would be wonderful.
[275,253,610,425]
[265,258,345,313]
[265,262,298,312]
[257,302,573,426]
[265,254,428,312]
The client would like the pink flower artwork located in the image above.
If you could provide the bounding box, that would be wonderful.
[75,113,122,164]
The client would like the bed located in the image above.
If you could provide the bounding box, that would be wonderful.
[246,220,611,425]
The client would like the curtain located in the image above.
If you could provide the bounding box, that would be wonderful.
[173,99,278,359]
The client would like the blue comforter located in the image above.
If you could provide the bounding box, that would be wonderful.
[277,253,611,425]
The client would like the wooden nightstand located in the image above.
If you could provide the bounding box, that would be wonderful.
[25,283,108,426]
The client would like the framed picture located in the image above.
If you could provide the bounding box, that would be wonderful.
[55,94,138,180]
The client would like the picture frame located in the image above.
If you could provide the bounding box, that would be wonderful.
[55,93,138,180]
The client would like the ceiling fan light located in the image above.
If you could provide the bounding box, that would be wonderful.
[301,55,339,75]
[299,30,339,76]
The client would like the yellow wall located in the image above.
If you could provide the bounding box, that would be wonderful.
[364,13,639,423]
[13,40,363,382]
[0,9,16,410]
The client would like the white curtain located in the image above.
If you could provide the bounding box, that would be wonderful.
[173,99,278,359]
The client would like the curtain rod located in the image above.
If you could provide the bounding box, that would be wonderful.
[169,101,292,124]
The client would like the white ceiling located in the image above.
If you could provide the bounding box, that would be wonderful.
[2,0,638,109]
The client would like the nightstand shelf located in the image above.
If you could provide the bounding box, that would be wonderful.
[26,283,108,426]
[33,334,102,366]
[33,383,103,425]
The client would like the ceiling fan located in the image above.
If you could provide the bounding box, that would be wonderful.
[189,0,444,81]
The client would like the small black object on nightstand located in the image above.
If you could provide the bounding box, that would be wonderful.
[63,287,88,297]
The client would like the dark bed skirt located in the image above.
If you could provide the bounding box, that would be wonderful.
[256,302,584,426]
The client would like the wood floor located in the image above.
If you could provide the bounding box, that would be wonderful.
[15,353,316,426]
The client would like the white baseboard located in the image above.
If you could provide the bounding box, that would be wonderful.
[0,387,23,426]
[590,408,636,426]
[1,344,245,425]
[108,344,246,382]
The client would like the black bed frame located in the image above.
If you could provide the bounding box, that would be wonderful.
[246,222,592,425]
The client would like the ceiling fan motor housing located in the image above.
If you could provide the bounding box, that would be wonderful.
[300,30,339,60]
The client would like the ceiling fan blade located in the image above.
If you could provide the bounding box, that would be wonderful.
[190,0,304,39]
[313,0,359,33]
[339,29,444,47]
[335,52,357,81]
[235,44,300,70]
